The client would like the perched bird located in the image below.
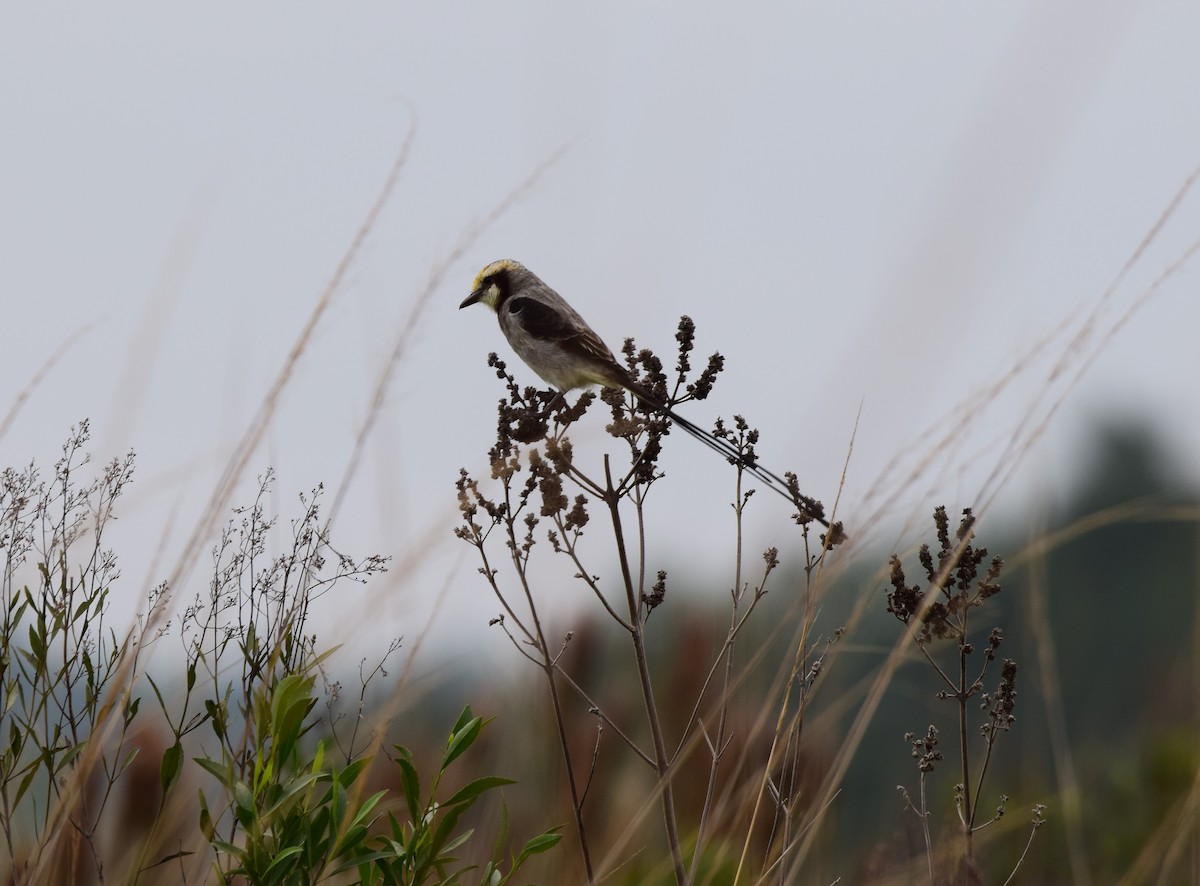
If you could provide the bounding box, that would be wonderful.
[460,259,830,528]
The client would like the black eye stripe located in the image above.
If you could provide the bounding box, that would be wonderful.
[486,268,514,308]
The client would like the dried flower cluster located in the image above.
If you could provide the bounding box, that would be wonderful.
[886,506,1042,880]
[885,506,1004,642]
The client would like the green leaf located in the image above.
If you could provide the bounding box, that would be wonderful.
[431,805,467,855]
[516,829,563,859]
[160,740,184,797]
[445,776,515,808]
[58,741,85,770]
[337,755,371,788]
[252,754,274,794]
[80,648,95,690]
[205,698,226,741]
[492,798,510,856]
[479,861,501,886]
[26,624,43,669]
[124,694,141,727]
[442,713,484,769]
[384,811,404,841]
[332,790,387,856]
[330,849,396,876]
[309,644,342,670]
[260,771,325,819]
[331,823,368,861]
[9,589,27,618]
[4,681,20,715]
[210,839,246,861]
[195,755,232,786]
[330,779,347,832]
[306,804,334,859]
[13,765,38,807]
[438,826,474,856]
[350,789,387,829]
[394,747,421,822]
[262,845,303,880]
[269,674,317,761]
[233,781,256,825]
[199,791,215,840]
[119,746,141,778]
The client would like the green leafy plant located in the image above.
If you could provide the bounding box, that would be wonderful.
[193,679,559,886]
[194,672,385,883]
[0,421,153,883]
[134,473,561,885]
[361,706,561,886]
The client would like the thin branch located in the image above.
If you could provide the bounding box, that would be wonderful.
[603,458,685,884]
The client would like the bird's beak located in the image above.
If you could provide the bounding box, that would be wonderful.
[459,289,484,309]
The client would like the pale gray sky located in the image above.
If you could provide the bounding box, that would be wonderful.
[2,3,1198,655]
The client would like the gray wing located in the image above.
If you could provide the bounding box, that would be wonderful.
[507,295,622,371]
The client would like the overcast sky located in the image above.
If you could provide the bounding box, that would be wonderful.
[2,3,1198,660]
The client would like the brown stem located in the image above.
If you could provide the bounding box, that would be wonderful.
[500,486,596,884]
[959,637,974,868]
[690,468,746,880]
[542,657,595,883]
[603,458,686,885]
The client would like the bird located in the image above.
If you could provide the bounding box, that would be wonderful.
[460,258,830,528]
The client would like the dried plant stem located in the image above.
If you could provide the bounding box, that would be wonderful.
[552,668,654,766]
[0,322,95,444]
[603,458,686,884]
[690,469,746,881]
[550,510,630,627]
[919,777,935,883]
[539,648,595,884]
[1001,808,1046,886]
[731,530,821,885]
[500,495,596,884]
[957,641,974,862]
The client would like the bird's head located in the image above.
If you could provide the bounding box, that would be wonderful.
[460,258,529,312]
